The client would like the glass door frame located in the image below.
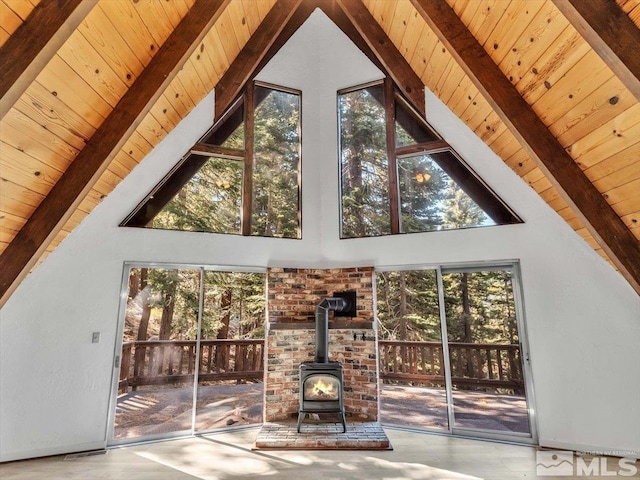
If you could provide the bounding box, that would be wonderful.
[107,261,266,447]
[376,260,538,445]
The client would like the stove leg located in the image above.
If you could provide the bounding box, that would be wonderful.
[339,410,346,433]
[297,412,304,433]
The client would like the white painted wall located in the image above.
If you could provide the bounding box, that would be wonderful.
[1,10,638,462]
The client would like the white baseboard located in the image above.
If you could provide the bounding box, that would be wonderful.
[0,440,107,463]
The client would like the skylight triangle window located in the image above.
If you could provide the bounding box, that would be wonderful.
[338,78,521,238]
[122,82,301,239]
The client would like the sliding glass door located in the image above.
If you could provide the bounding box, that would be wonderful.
[377,269,449,430]
[109,264,266,445]
[112,267,200,441]
[377,263,536,443]
[442,266,533,440]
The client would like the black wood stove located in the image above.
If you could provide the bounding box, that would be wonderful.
[297,293,356,433]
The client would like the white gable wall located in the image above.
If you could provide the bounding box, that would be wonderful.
[1,10,638,462]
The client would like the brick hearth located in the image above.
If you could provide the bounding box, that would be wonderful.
[254,422,391,450]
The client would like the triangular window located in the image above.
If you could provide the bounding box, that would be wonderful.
[122,82,301,239]
[338,79,521,238]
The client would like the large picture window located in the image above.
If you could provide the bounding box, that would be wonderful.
[122,82,301,239]
[338,79,520,238]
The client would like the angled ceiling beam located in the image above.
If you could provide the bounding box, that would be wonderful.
[410,0,640,296]
[0,0,232,307]
[214,0,307,120]
[552,0,640,101]
[0,0,98,119]
[334,0,425,118]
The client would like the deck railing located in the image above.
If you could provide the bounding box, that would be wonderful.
[119,339,523,394]
[378,340,524,392]
[118,339,264,394]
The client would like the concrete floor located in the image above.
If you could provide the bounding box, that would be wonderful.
[2,428,638,480]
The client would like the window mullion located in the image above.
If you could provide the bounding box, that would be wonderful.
[243,84,255,236]
[385,78,400,235]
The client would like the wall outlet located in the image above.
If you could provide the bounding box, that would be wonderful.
[92,332,100,344]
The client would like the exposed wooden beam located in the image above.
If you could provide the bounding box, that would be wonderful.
[214,0,305,120]
[0,0,98,119]
[334,0,425,118]
[552,0,640,101]
[190,144,244,160]
[0,0,232,307]
[410,0,640,296]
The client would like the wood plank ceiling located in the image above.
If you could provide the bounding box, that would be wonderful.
[0,0,639,302]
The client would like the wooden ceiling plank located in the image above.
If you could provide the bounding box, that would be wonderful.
[216,8,243,64]
[0,0,232,307]
[228,0,253,49]
[498,2,567,87]
[0,179,45,209]
[37,54,111,122]
[0,7,21,34]
[534,51,611,127]
[97,0,157,68]
[485,1,543,67]
[77,5,145,85]
[0,116,76,171]
[0,0,97,118]
[398,4,423,59]
[3,0,35,21]
[0,147,60,195]
[592,159,640,192]
[517,27,590,105]
[468,0,509,44]
[551,75,636,148]
[164,79,196,118]
[570,103,640,168]
[437,61,467,105]
[240,0,263,33]
[584,143,640,181]
[410,0,640,295]
[57,32,129,108]
[335,0,425,118]
[552,0,640,101]
[388,0,412,48]
[174,58,209,107]
[451,0,482,29]
[214,0,305,120]
[14,94,89,151]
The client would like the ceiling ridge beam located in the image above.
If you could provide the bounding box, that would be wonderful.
[0,0,232,307]
[552,0,640,101]
[0,0,99,119]
[410,0,640,296]
[213,0,307,120]
[333,0,426,118]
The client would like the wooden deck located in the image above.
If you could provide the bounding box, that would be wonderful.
[114,382,529,439]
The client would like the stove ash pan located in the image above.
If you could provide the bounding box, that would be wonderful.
[298,362,346,433]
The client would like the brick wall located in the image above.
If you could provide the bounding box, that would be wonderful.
[265,267,379,422]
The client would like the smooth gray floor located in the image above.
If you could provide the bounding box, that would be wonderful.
[2,427,637,479]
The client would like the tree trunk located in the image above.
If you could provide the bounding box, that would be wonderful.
[159,281,176,340]
[217,289,232,339]
[461,272,472,343]
[398,271,408,340]
[460,272,473,377]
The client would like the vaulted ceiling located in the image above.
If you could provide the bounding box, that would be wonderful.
[1,0,639,304]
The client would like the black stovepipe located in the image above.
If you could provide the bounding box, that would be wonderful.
[315,297,347,363]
